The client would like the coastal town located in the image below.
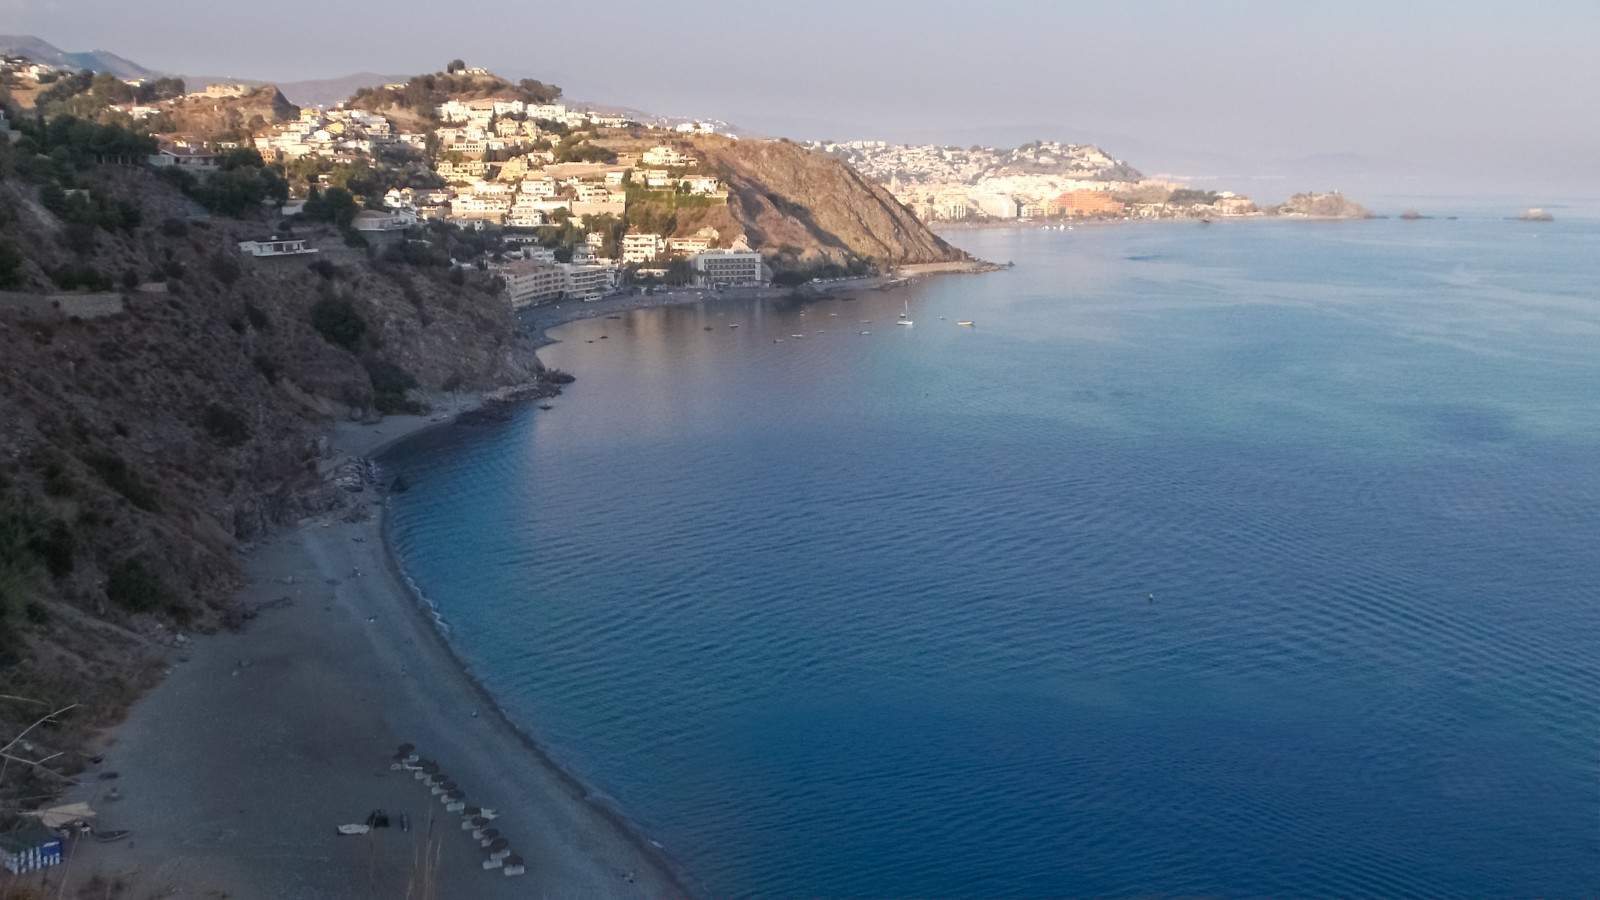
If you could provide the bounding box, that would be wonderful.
[1,54,770,312]
[816,139,1287,222]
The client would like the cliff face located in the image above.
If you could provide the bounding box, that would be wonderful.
[690,137,967,271]
[0,168,538,798]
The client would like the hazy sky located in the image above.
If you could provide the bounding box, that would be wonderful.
[12,0,1599,194]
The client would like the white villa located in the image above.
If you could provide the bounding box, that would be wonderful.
[238,237,318,257]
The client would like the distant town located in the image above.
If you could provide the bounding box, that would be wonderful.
[816,139,1276,222]
[0,55,768,312]
[0,50,1369,319]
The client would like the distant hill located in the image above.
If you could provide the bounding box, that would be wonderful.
[156,85,300,137]
[0,34,156,80]
[275,72,409,108]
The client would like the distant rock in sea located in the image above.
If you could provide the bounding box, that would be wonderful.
[1271,191,1373,219]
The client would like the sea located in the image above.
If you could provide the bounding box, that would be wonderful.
[385,210,1600,896]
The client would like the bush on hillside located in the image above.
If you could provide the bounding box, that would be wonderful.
[364,358,421,414]
[310,296,367,350]
[105,558,167,613]
[84,452,161,512]
[0,240,23,289]
[200,403,251,447]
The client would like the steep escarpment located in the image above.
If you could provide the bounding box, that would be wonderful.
[0,163,539,804]
[691,137,967,272]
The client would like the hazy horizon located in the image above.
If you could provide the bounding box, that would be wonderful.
[10,0,1599,197]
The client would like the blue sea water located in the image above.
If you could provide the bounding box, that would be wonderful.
[386,216,1600,896]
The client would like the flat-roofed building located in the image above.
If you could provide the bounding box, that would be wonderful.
[561,263,610,300]
[692,247,763,287]
[623,232,666,263]
[499,261,565,308]
[1049,189,1125,218]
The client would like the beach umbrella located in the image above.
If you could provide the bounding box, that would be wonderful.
[397,742,416,756]
[462,806,482,817]
[503,853,527,876]
[486,837,509,853]
[478,827,500,843]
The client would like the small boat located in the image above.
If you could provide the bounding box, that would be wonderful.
[728,323,740,328]
[859,330,871,335]
[957,320,975,327]
[897,299,913,325]
[537,404,553,411]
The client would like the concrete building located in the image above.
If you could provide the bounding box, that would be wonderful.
[692,247,763,287]
[148,144,220,174]
[238,237,318,257]
[351,209,417,232]
[1049,189,1125,217]
[641,145,695,168]
[561,263,610,300]
[499,261,565,308]
[623,233,666,263]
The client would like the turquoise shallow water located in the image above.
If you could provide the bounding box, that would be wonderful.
[386,217,1600,896]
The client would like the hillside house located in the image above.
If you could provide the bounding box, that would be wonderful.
[238,237,318,257]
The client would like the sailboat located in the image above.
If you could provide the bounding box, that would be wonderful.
[896,299,914,326]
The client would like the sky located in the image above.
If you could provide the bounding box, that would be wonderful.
[10,0,1599,197]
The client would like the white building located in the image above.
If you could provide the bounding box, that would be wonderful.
[641,145,695,168]
[149,145,220,173]
[561,263,610,300]
[691,247,763,287]
[499,261,565,308]
[238,237,318,257]
[622,233,666,264]
[678,175,722,195]
[351,209,417,232]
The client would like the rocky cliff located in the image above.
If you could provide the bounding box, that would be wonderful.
[0,164,540,802]
[1271,191,1372,219]
[691,137,967,272]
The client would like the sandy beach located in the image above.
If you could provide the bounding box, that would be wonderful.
[44,403,689,898]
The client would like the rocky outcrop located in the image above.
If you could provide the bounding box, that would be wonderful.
[1271,191,1372,219]
[162,85,299,136]
[691,137,967,272]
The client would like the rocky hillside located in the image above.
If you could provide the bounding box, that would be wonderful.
[691,137,966,271]
[159,85,299,136]
[1272,191,1372,219]
[0,150,541,806]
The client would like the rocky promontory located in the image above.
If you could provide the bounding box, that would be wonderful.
[1271,191,1372,219]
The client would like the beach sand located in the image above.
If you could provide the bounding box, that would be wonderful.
[51,406,688,898]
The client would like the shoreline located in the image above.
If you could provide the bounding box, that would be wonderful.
[49,255,998,897]
[519,258,999,347]
[55,397,690,899]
